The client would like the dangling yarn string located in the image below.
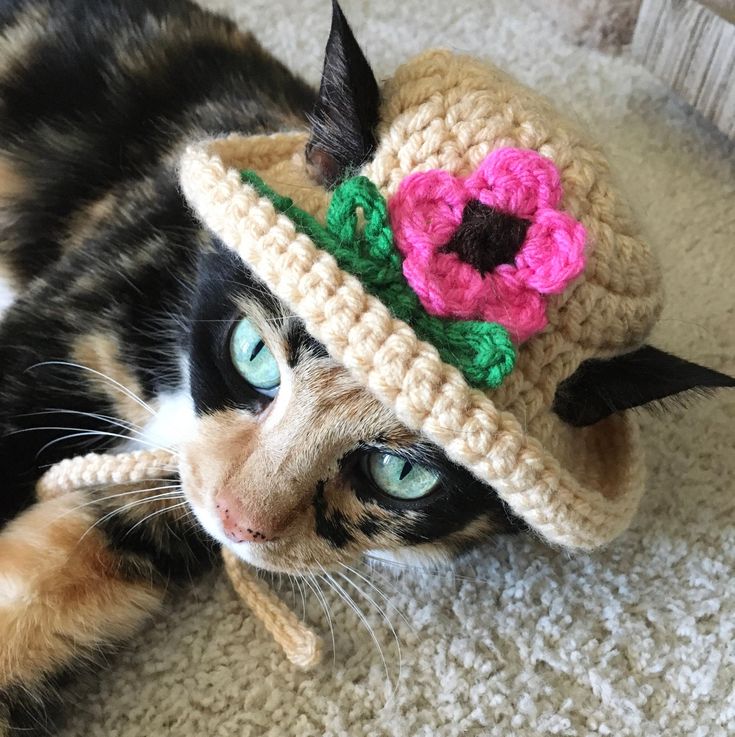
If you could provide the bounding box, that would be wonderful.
[35,448,323,670]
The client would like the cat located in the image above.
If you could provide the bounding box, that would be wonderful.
[0,0,732,734]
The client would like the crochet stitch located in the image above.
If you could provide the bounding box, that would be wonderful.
[389,148,587,343]
[179,48,664,550]
[241,170,516,388]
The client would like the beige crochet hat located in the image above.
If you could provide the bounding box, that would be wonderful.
[179,49,663,551]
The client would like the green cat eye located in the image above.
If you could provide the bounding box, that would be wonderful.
[364,452,440,501]
[230,318,280,396]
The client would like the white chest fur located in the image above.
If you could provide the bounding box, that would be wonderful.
[121,389,197,453]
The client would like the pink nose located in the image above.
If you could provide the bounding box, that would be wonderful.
[215,490,281,544]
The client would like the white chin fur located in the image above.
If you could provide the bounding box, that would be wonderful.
[184,494,264,567]
[366,545,453,569]
[185,496,226,545]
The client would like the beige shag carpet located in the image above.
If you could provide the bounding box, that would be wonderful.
[58,1,735,735]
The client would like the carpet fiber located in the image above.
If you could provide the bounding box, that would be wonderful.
[59,1,735,735]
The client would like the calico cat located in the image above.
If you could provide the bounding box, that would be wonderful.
[0,0,733,734]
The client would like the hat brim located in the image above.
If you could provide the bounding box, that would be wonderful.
[180,134,646,551]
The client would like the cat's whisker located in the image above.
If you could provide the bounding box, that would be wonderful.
[180,510,206,539]
[364,555,495,588]
[125,501,190,536]
[174,504,194,529]
[285,572,297,602]
[57,484,184,519]
[361,563,425,614]
[25,361,156,416]
[339,563,414,633]
[42,474,182,501]
[156,465,182,476]
[337,570,402,698]
[16,408,147,434]
[91,477,179,487]
[295,575,308,621]
[319,568,392,695]
[32,430,172,458]
[33,431,102,457]
[284,572,307,621]
[41,431,174,457]
[303,573,337,666]
[79,491,186,541]
[4,425,177,456]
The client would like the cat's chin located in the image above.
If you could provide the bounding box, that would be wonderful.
[182,497,268,569]
[222,537,359,576]
[222,540,273,569]
[222,541,314,575]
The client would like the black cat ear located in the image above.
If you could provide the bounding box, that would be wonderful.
[305,0,380,188]
[553,345,735,427]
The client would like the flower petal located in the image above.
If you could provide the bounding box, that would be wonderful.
[514,209,587,294]
[387,148,583,347]
[389,170,467,261]
[401,250,484,319]
[477,269,549,344]
[466,147,562,218]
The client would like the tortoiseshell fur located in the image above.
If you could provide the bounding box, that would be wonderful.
[0,2,518,733]
[4,1,731,734]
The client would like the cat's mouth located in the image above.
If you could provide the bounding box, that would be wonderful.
[184,492,287,571]
[181,475,355,575]
[189,504,346,575]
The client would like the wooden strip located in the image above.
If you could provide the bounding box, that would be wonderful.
[633,0,735,138]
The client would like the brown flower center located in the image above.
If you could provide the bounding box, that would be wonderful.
[441,199,530,274]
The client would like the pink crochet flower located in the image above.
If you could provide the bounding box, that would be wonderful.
[388,148,587,343]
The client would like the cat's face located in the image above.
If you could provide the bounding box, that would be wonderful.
[177,0,735,574]
[179,245,517,574]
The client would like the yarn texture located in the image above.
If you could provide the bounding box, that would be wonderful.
[389,147,587,342]
[241,170,516,389]
[179,49,664,550]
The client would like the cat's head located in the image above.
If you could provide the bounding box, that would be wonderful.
[179,2,734,575]
[180,241,522,573]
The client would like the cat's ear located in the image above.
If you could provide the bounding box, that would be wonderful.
[553,345,735,427]
[305,0,380,188]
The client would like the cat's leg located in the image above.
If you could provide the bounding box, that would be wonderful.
[0,492,166,736]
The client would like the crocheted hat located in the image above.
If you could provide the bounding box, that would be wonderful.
[179,49,663,551]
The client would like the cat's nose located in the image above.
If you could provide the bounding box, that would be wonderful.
[215,490,283,544]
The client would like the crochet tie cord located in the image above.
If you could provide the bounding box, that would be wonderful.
[35,449,323,670]
[178,49,663,551]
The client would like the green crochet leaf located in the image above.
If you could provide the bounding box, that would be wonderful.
[240,170,516,389]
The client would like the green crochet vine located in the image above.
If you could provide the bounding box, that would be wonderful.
[240,170,516,389]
